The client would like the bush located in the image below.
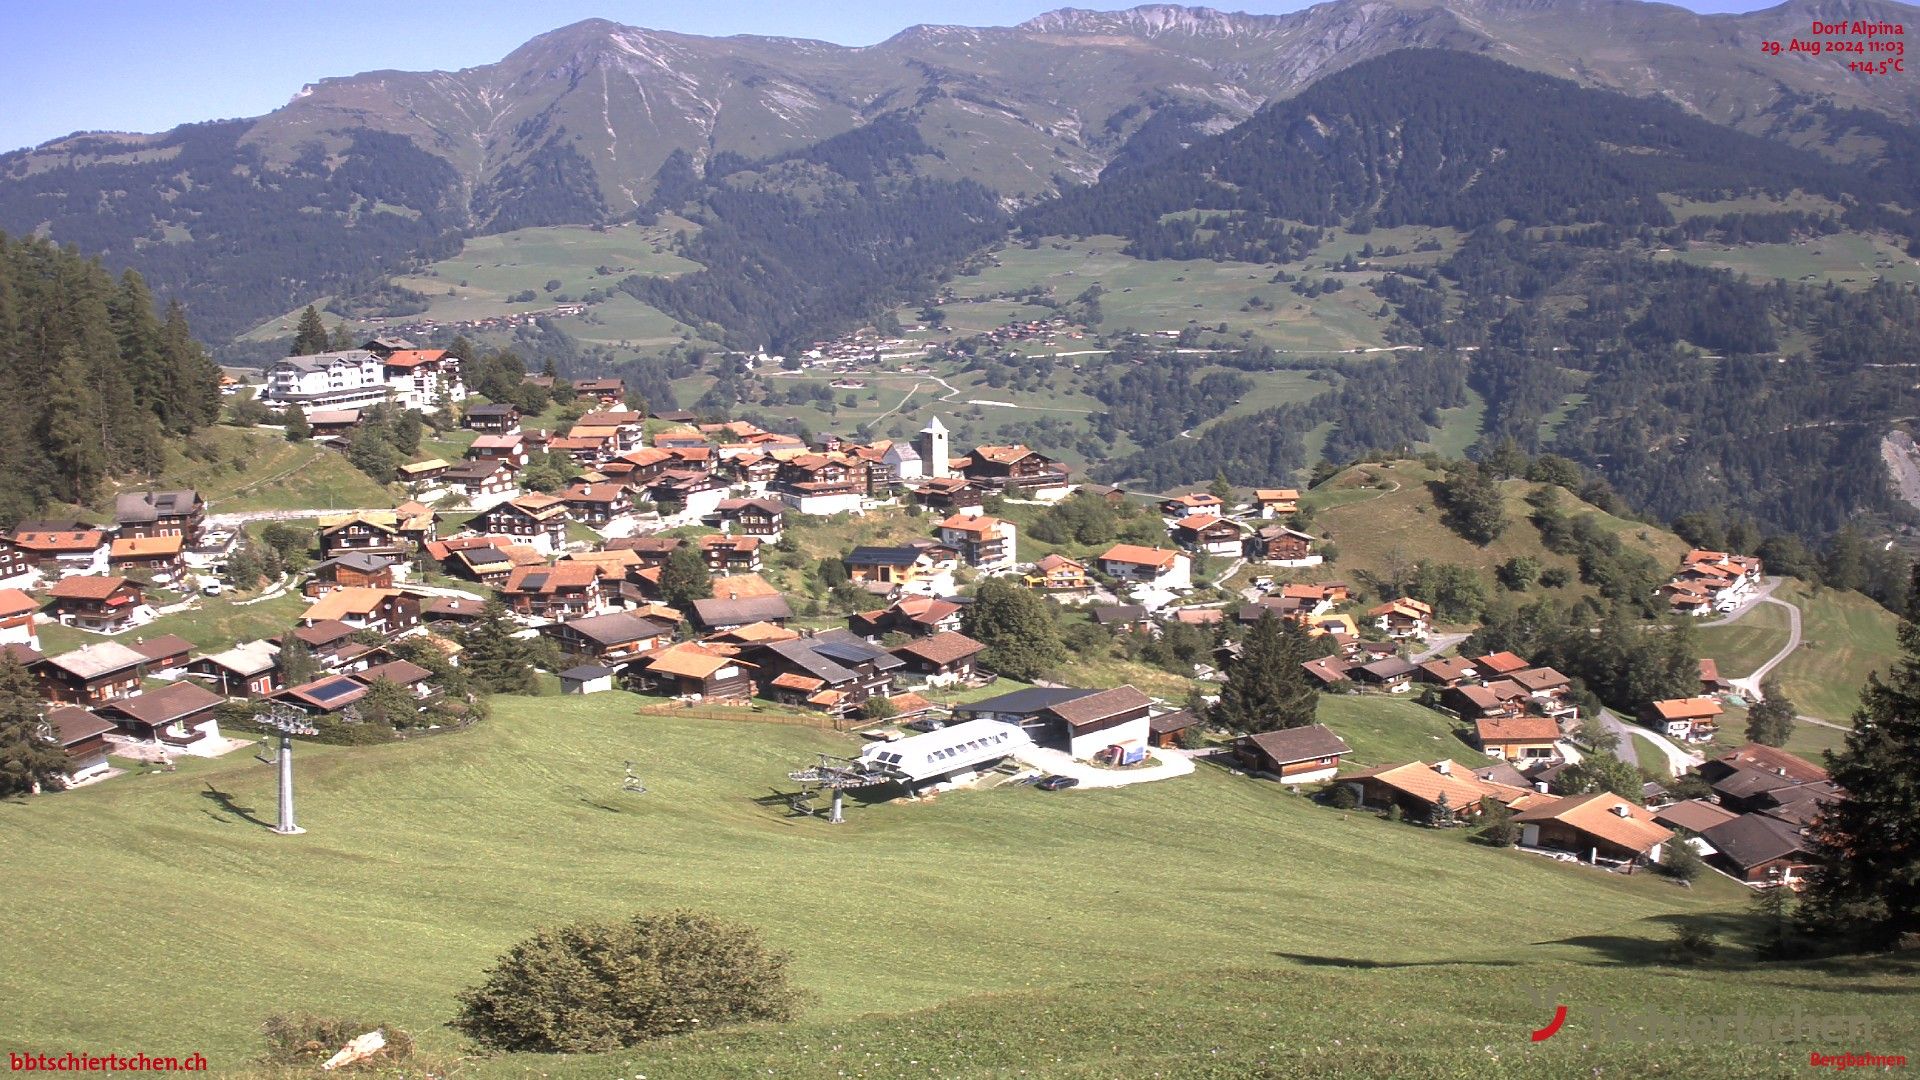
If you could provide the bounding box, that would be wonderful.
[453,910,802,1052]
[1664,924,1719,965]
[260,1013,414,1067]
[1322,783,1359,810]
[1659,838,1705,883]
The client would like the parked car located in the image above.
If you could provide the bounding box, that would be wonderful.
[200,581,223,596]
[1037,775,1080,791]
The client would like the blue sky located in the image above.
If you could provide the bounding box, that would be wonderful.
[5,0,1781,153]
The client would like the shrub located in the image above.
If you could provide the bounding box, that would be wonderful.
[1664,924,1719,965]
[453,910,802,1052]
[1659,838,1705,883]
[1323,783,1359,810]
[260,1013,414,1067]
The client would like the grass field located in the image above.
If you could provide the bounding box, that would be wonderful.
[1769,580,1900,724]
[921,234,1436,353]
[1316,693,1471,769]
[35,588,310,657]
[93,426,394,515]
[1695,600,1793,681]
[1304,462,1689,610]
[5,689,1854,1077]
[1660,232,1920,289]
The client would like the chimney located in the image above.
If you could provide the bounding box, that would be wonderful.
[1611,803,1631,817]
[1433,760,1451,776]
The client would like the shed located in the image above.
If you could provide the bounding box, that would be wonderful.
[560,664,616,695]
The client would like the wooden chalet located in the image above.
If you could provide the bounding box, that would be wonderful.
[304,553,395,597]
[463,403,521,433]
[187,639,283,698]
[1472,715,1562,762]
[46,576,147,634]
[715,498,785,539]
[960,444,1070,499]
[560,482,632,527]
[36,642,150,705]
[539,611,676,666]
[752,630,903,717]
[1515,793,1673,865]
[475,494,570,552]
[96,682,225,748]
[1171,513,1243,556]
[298,588,421,635]
[113,489,205,542]
[849,595,964,638]
[631,641,755,701]
[1253,488,1300,517]
[1025,553,1090,594]
[1233,724,1351,783]
[48,706,114,785]
[500,562,607,621]
[888,631,986,686]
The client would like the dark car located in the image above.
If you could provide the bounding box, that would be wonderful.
[1037,774,1081,791]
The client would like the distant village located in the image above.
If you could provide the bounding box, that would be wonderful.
[8,338,1826,893]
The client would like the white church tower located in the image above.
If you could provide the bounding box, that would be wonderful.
[916,416,953,479]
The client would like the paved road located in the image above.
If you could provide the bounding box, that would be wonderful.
[1409,633,1470,665]
[1594,708,1641,768]
[1727,595,1803,700]
[1593,707,1700,776]
[1698,576,1783,627]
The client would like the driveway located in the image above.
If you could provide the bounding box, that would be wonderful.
[1595,707,1700,777]
[1009,745,1194,788]
[1726,595,1803,700]
[1698,576,1784,627]
[1409,633,1469,665]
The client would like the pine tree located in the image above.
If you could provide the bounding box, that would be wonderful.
[961,578,1066,682]
[1800,567,1920,949]
[1214,612,1319,733]
[291,305,330,355]
[0,656,69,795]
[460,599,537,694]
[1208,471,1233,502]
[283,404,311,442]
[660,545,714,610]
[161,300,223,431]
[42,346,106,503]
[1745,678,1797,747]
[277,632,318,688]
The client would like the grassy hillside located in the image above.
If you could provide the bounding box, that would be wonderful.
[1768,580,1899,724]
[90,425,397,515]
[3,691,1834,1076]
[1302,461,1689,610]
[1695,600,1794,681]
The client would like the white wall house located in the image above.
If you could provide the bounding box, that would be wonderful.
[267,351,392,410]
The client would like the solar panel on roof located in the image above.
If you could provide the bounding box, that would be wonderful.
[813,641,881,664]
[308,679,363,703]
[522,572,550,590]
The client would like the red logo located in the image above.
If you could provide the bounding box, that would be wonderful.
[1531,1004,1569,1042]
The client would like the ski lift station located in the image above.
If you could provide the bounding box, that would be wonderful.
[858,719,1032,792]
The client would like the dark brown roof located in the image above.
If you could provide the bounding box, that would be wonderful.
[293,619,357,647]
[1240,724,1352,765]
[98,682,223,727]
[1699,814,1811,871]
[1714,743,1828,784]
[1044,685,1153,729]
[358,659,434,686]
[1653,799,1741,834]
[891,631,985,665]
[1148,709,1200,735]
[129,635,194,662]
[48,705,113,745]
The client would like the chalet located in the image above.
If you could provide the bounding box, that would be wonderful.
[0,588,35,648]
[396,459,452,486]
[1474,652,1531,678]
[421,596,489,626]
[574,377,626,405]
[46,576,148,635]
[36,642,148,705]
[1171,514,1244,557]
[1025,553,1090,594]
[1095,545,1192,591]
[910,477,987,516]
[1699,658,1731,694]
[289,619,359,664]
[501,562,607,622]
[127,635,192,676]
[850,595,964,639]
[1702,743,1829,787]
[380,348,465,410]
[464,403,521,434]
[306,410,363,440]
[442,459,517,498]
[715,498,785,540]
[0,540,34,586]
[1036,684,1153,759]
[560,482,632,528]
[1698,814,1816,887]
[723,453,782,490]
[577,410,647,453]
[960,445,1070,501]
[691,594,795,632]
[539,611,676,666]
[96,682,225,748]
[1246,525,1319,567]
[650,469,729,519]
[1092,604,1152,631]
[1253,488,1301,518]
[475,494,570,554]
[266,350,390,410]
[465,435,531,472]
[114,490,204,543]
[1508,667,1578,720]
[1160,493,1223,519]
[1641,698,1722,743]
[187,640,282,698]
[1515,793,1672,865]
[698,535,762,575]
[936,514,1017,574]
[358,659,436,699]
[298,588,421,635]
[1417,656,1479,687]
[1301,654,1358,687]
[774,454,868,515]
[889,631,985,686]
[1233,724,1352,783]
[1367,597,1433,641]
[632,641,755,701]
[1473,715,1562,762]
[845,544,957,597]
[1353,655,1418,693]
[11,523,108,576]
[441,542,517,585]
[1445,680,1530,721]
[274,674,372,716]
[1342,759,1544,821]
[755,631,904,717]
[305,553,395,597]
[48,706,114,786]
[317,513,407,560]
[606,536,683,568]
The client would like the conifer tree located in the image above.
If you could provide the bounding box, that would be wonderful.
[1214,612,1319,733]
[291,305,330,355]
[1745,678,1797,747]
[1800,567,1920,949]
[283,404,311,442]
[0,656,68,795]
[42,346,106,503]
[460,599,538,694]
